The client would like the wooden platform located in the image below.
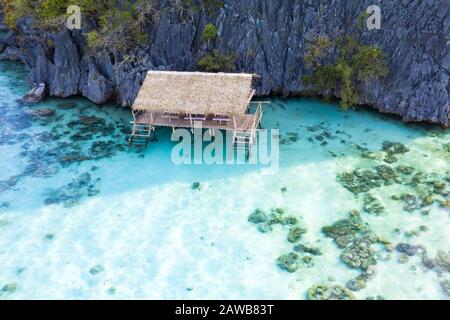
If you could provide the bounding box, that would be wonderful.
[136,111,258,131]
[128,102,268,153]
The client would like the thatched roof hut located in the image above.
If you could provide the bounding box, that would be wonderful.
[132,71,257,115]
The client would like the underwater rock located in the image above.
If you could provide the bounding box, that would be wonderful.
[337,170,382,194]
[1,283,17,294]
[408,172,427,186]
[57,102,77,110]
[382,141,410,155]
[396,165,415,175]
[68,115,115,138]
[435,251,450,273]
[256,223,273,234]
[396,243,418,256]
[363,193,385,216]
[71,132,94,141]
[287,226,306,243]
[393,193,424,212]
[375,165,398,183]
[360,151,379,160]
[89,141,120,160]
[276,253,299,273]
[280,132,299,145]
[422,258,437,269]
[293,244,322,256]
[383,155,398,164]
[192,182,201,191]
[302,256,314,267]
[44,172,92,206]
[45,233,55,240]
[79,115,103,125]
[87,185,100,197]
[59,151,91,165]
[0,202,10,209]
[28,108,55,117]
[248,209,267,224]
[267,208,285,224]
[441,280,450,297]
[0,175,20,192]
[366,295,386,300]
[341,239,377,270]
[281,216,299,226]
[432,181,446,192]
[322,210,370,248]
[398,253,409,264]
[248,207,299,238]
[346,277,367,292]
[22,83,45,103]
[438,199,450,208]
[307,285,355,300]
[89,265,104,275]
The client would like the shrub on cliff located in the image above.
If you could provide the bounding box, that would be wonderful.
[3,0,155,52]
[304,35,388,109]
[198,50,236,73]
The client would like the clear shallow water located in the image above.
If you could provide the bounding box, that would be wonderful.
[0,61,449,300]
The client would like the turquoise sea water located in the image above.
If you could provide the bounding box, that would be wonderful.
[0,61,449,299]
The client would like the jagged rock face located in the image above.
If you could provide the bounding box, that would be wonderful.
[0,0,449,126]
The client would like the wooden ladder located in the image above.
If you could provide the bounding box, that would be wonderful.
[129,122,153,147]
[233,130,255,157]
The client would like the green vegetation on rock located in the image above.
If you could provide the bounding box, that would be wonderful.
[3,0,155,51]
[198,49,237,73]
[304,35,388,109]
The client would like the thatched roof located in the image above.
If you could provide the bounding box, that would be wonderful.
[132,71,256,115]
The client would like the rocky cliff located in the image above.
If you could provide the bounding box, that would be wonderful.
[0,0,449,126]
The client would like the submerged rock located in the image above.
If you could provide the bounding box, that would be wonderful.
[363,193,385,216]
[256,223,273,234]
[191,182,201,191]
[89,265,104,275]
[287,226,306,243]
[382,141,410,156]
[441,280,450,297]
[346,277,367,292]
[383,155,398,164]
[396,165,415,175]
[375,165,398,183]
[0,202,10,209]
[276,253,299,273]
[1,283,17,294]
[396,243,418,256]
[341,239,377,270]
[307,284,355,300]
[248,209,267,224]
[293,244,322,256]
[44,172,93,206]
[22,83,45,103]
[28,108,55,117]
[443,144,450,153]
[337,170,382,194]
[435,251,450,273]
[322,210,369,248]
